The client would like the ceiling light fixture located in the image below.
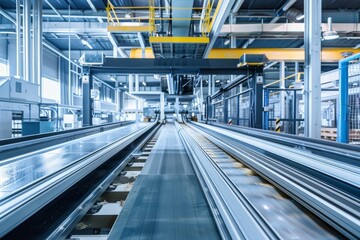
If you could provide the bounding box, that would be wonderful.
[323,17,339,40]
[296,14,304,21]
[110,76,116,81]
[81,39,93,49]
[224,38,230,46]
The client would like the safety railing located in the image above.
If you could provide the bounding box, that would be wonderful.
[263,72,304,134]
[338,53,360,144]
[106,0,214,36]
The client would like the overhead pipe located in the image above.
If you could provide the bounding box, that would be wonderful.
[44,0,67,22]
[242,0,297,48]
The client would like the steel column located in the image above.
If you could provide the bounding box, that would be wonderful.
[254,74,264,129]
[304,0,322,138]
[15,0,21,78]
[135,75,139,92]
[175,97,179,121]
[82,68,93,126]
[160,92,165,122]
[280,61,286,119]
[129,75,134,93]
[33,0,42,86]
[263,89,269,130]
[23,0,31,82]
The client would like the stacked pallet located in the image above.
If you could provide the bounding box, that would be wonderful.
[321,128,360,144]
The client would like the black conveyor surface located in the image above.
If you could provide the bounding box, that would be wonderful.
[108,124,220,239]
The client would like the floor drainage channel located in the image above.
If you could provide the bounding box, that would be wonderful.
[67,135,158,239]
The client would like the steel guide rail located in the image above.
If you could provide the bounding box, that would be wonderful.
[0,121,157,238]
[175,122,279,239]
[189,122,360,239]
[209,123,360,167]
[0,121,134,161]
[47,123,161,240]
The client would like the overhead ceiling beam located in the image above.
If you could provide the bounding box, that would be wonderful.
[44,0,67,22]
[85,0,103,23]
[129,47,360,62]
[220,23,360,36]
[203,0,236,57]
[15,21,360,38]
[242,0,297,48]
[107,32,128,58]
[138,32,146,49]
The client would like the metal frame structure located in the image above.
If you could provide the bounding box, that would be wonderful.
[337,52,360,143]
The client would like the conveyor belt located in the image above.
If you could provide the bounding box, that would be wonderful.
[108,124,221,239]
[0,122,153,237]
[186,121,359,239]
[181,123,341,239]
[0,123,149,201]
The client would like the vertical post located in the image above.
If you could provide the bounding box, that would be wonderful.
[337,60,349,143]
[135,74,139,92]
[129,75,134,93]
[293,91,297,134]
[304,0,322,138]
[15,0,21,78]
[160,92,165,122]
[23,0,31,82]
[224,99,228,124]
[68,3,72,106]
[135,99,139,123]
[212,75,215,94]
[208,75,211,96]
[33,0,42,96]
[82,68,93,126]
[280,61,286,119]
[175,96,179,121]
[254,72,264,129]
[263,88,269,130]
[237,95,240,125]
[200,77,204,120]
[206,95,212,123]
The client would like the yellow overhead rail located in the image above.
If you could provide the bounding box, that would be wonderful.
[130,48,360,62]
[264,72,304,88]
[106,0,213,36]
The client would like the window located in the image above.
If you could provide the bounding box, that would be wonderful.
[42,76,60,102]
[0,59,9,76]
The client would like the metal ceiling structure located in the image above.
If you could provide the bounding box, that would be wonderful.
[0,0,359,82]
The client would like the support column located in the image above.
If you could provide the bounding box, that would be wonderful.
[135,99,139,123]
[129,75,134,93]
[135,74,139,92]
[200,77,204,119]
[304,0,322,138]
[212,75,215,94]
[280,61,286,119]
[175,96,179,122]
[82,68,93,126]
[33,0,43,94]
[160,92,165,122]
[15,0,21,78]
[254,72,264,129]
[23,0,32,82]
[208,75,211,96]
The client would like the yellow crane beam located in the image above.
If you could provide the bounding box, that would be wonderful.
[129,48,360,62]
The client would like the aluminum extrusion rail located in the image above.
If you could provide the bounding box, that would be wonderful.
[189,122,360,239]
[210,123,360,167]
[0,121,133,160]
[176,122,279,239]
[0,121,157,238]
